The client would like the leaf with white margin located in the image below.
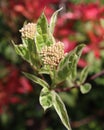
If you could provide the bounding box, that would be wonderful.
[50,7,63,34]
[52,91,72,130]
[23,72,49,88]
[39,88,53,111]
[80,83,92,94]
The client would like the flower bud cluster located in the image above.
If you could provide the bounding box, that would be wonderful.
[19,23,36,39]
[40,42,64,69]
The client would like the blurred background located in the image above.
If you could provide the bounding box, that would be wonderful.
[0,0,104,130]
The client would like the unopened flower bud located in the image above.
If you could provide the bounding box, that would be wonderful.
[19,23,36,39]
[40,42,64,69]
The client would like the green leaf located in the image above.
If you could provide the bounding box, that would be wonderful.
[56,51,74,83]
[23,72,49,88]
[1,112,10,125]
[80,66,89,84]
[80,83,92,94]
[26,39,41,68]
[100,18,104,28]
[39,88,53,111]
[0,67,9,78]
[37,13,48,34]
[50,7,63,34]
[39,66,51,75]
[12,39,41,68]
[21,37,28,47]
[52,91,72,130]
[13,44,29,61]
[70,53,78,79]
[56,44,85,83]
[59,92,77,107]
[35,13,48,51]
[70,44,85,79]
[35,13,54,52]
[74,44,85,59]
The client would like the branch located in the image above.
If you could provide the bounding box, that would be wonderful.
[55,69,104,93]
[71,109,104,128]
[55,84,79,92]
[89,70,104,80]
[71,115,95,128]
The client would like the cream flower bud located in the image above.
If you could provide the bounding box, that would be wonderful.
[19,23,36,39]
[40,42,65,69]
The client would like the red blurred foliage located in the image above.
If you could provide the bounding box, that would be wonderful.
[0,65,33,113]
[54,15,77,53]
[66,2,104,21]
[0,0,59,20]
[54,2,104,67]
